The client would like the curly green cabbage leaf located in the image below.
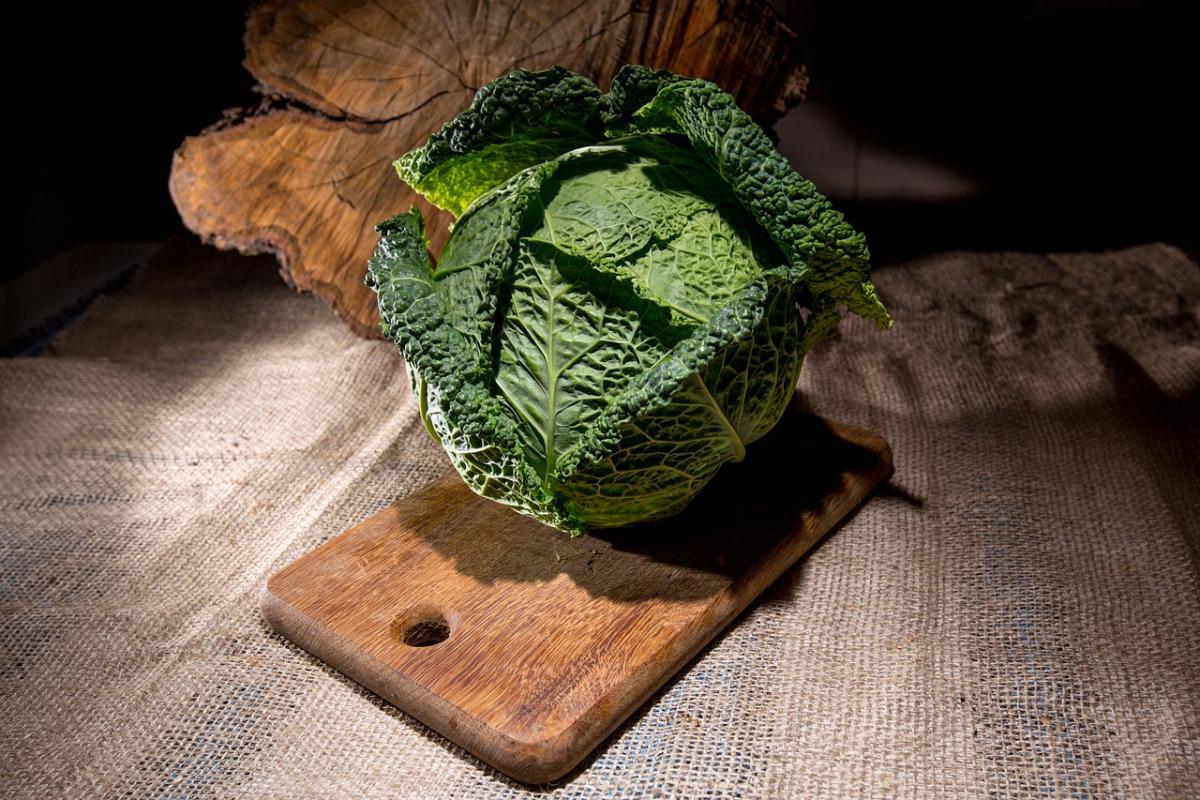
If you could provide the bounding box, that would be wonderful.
[367,65,890,534]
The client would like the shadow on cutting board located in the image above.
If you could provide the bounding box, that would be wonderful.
[407,400,892,604]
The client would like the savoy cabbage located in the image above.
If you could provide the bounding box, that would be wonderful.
[367,65,890,534]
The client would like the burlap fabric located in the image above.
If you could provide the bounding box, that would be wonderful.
[1,239,1197,798]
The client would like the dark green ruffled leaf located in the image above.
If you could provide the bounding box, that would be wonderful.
[605,65,892,339]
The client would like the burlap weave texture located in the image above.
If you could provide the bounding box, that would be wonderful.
[1,239,1197,798]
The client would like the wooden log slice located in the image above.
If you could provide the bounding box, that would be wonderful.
[170,0,809,337]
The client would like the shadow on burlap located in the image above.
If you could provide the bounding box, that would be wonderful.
[1,238,1197,798]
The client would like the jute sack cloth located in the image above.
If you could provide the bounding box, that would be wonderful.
[1,238,1197,798]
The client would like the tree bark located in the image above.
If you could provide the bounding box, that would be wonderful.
[170,0,809,337]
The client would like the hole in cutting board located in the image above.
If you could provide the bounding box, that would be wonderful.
[391,604,454,647]
[403,619,450,647]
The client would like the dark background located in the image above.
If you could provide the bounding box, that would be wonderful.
[12,0,1196,282]
[15,2,255,279]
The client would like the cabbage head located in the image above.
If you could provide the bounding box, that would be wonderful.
[366,65,890,534]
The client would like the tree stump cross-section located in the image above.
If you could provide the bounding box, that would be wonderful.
[170,0,809,337]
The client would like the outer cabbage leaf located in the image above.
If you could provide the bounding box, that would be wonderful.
[494,239,687,481]
[395,67,602,218]
[605,65,892,339]
[366,208,568,529]
[553,274,804,528]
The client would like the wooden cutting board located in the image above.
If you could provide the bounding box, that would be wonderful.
[261,409,892,783]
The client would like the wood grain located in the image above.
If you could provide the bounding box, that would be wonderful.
[171,0,808,337]
[262,410,891,783]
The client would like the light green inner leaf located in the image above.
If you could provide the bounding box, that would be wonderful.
[529,138,779,325]
[406,135,594,218]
